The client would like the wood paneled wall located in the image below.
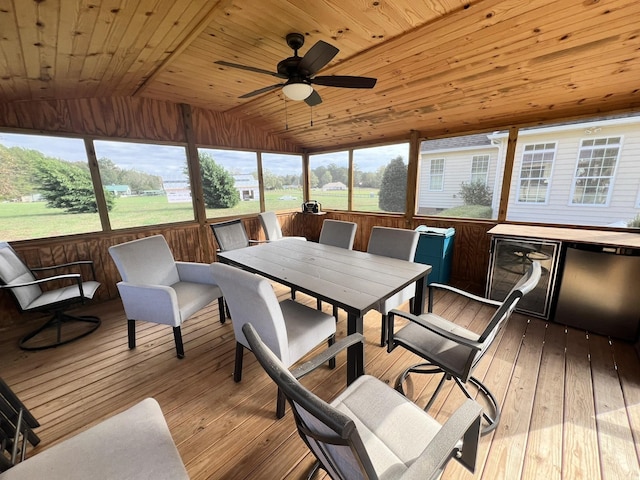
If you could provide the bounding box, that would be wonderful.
[0,97,301,153]
[0,212,493,329]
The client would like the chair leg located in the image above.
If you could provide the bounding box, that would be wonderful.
[217,297,226,324]
[234,342,244,382]
[172,326,185,359]
[380,313,387,347]
[316,298,322,310]
[328,335,336,369]
[276,387,286,419]
[332,305,338,320]
[291,288,296,300]
[128,319,136,349]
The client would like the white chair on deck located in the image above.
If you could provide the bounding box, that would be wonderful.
[258,211,306,242]
[108,235,225,359]
[367,226,420,346]
[210,262,344,418]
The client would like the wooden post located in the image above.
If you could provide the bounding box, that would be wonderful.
[497,126,519,222]
[405,130,421,225]
[84,138,111,232]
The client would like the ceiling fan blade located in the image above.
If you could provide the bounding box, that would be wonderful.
[214,60,286,79]
[298,41,339,76]
[239,83,283,98]
[311,76,377,89]
[305,89,322,107]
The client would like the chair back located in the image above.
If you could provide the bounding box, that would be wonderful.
[210,263,290,363]
[318,220,357,250]
[367,226,419,261]
[210,219,250,251]
[242,323,375,480]
[0,242,42,311]
[477,260,542,350]
[108,235,179,286]
[258,211,283,241]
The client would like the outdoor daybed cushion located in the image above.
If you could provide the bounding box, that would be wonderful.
[0,398,189,480]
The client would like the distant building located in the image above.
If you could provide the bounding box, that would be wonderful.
[322,182,347,191]
[233,174,259,201]
[105,184,131,197]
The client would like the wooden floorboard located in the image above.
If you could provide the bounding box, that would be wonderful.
[1,285,639,480]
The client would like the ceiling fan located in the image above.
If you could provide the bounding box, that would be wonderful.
[214,33,377,107]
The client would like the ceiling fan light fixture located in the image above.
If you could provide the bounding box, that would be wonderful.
[282,82,313,101]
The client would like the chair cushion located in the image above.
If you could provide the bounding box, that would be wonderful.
[172,281,221,321]
[378,284,415,314]
[331,375,442,480]
[109,236,180,286]
[27,281,101,310]
[279,299,336,366]
[0,398,188,480]
[394,313,481,379]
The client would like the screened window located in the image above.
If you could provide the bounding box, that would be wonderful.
[0,132,101,240]
[429,159,445,191]
[470,155,489,185]
[261,153,303,211]
[571,137,620,205]
[309,151,349,210]
[352,143,409,213]
[198,148,260,218]
[517,143,556,203]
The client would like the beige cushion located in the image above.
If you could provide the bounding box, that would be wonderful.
[0,398,188,480]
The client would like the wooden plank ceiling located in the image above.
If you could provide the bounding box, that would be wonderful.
[0,0,639,151]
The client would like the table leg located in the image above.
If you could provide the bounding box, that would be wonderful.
[346,312,364,385]
[413,275,427,315]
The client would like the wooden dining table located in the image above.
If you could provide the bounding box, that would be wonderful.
[217,239,432,384]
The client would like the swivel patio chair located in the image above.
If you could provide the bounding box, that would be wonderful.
[316,219,357,317]
[108,235,225,359]
[367,226,420,346]
[243,322,482,480]
[0,242,101,351]
[387,261,542,435]
[211,262,350,418]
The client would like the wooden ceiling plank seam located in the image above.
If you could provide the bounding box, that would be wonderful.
[12,0,43,99]
[115,0,214,94]
[88,0,164,97]
[32,0,60,99]
[77,0,132,90]
[0,0,27,100]
[132,0,233,97]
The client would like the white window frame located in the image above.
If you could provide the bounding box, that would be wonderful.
[570,136,621,207]
[470,154,490,185]
[516,142,557,204]
[429,158,445,191]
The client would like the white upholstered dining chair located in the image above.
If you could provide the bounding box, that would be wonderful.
[258,211,306,242]
[210,262,342,418]
[367,226,420,346]
[108,235,225,359]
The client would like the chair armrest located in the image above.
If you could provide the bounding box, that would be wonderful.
[387,310,482,353]
[400,399,482,480]
[0,274,82,290]
[116,282,180,326]
[176,261,219,285]
[30,260,97,280]
[290,333,364,380]
[428,283,501,309]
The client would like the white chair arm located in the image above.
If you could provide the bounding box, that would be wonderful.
[400,399,482,480]
[116,282,181,326]
[175,261,219,285]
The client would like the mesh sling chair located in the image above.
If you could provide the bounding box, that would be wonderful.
[0,242,101,351]
[211,262,350,418]
[210,218,263,252]
[367,226,420,347]
[316,219,358,317]
[243,323,482,480]
[387,261,542,435]
[108,235,225,359]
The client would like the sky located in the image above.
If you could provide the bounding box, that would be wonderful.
[0,132,409,182]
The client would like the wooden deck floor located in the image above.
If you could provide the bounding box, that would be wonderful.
[1,284,639,480]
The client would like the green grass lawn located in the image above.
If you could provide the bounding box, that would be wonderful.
[1,188,385,241]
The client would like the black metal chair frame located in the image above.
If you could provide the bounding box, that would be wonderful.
[0,378,40,472]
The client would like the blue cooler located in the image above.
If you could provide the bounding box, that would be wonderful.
[414,226,455,284]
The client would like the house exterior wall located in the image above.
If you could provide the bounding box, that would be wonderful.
[507,119,640,227]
